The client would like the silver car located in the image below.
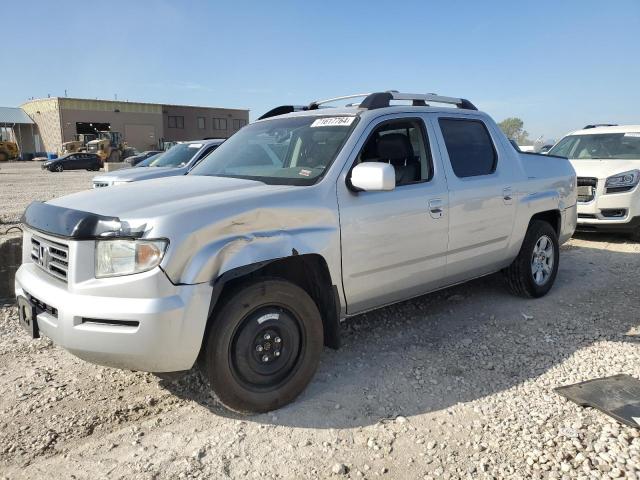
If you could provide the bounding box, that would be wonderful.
[91,139,224,188]
[16,91,576,413]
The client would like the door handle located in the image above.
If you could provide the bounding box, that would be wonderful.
[428,199,444,219]
[503,187,513,204]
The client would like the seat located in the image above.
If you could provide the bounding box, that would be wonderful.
[376,133,420,185]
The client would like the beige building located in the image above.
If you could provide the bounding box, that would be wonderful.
[20,97,249,154]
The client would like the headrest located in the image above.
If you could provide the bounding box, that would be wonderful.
[377,133,414,161]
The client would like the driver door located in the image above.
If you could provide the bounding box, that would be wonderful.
[337,115,449,314]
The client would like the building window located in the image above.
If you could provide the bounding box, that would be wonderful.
[233,119,247,130]
[212,118,227,130]
[168,116,184,129]
[197,117,206,129]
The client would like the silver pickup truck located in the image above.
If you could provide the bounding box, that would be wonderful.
[15,91,577,413]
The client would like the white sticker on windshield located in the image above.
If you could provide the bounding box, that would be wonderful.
[624,133,640,138]
[188,143,203,148]
[311,117,355,128]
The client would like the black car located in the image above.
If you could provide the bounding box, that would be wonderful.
[42,153,102,172]
[125,150,163,166]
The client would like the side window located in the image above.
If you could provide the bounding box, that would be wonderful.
[356,119,432,186]
[439,118,497,178]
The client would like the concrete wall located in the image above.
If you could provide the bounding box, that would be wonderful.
[20,98,62,154]
[58,99,163,152]
[162,105,249,142]
[21,98,250,154]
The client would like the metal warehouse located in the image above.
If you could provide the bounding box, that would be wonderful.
[19,97,249,155]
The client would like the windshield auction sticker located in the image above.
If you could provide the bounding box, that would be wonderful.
[624,133,640,138]
[311,117,355,127]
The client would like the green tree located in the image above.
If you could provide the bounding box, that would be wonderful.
[498,117,530,145]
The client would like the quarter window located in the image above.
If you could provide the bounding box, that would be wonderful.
[439,118,497,177]
[213,118,227,130]
[168,116,184,129]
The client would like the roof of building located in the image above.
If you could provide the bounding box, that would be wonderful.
[21,96,249,113]
[0,107,34,124]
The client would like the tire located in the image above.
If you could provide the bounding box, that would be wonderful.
[54,164,64,172]
[202,278,324,413]
[503,220,560,298]
[0,152,7,162]
[630,228,640,242]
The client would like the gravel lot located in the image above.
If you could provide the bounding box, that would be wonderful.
[0,161,96,229]
[1,162,639,479]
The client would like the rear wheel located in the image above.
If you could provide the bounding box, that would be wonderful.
[202,278,324,413]
[503,220,559,298]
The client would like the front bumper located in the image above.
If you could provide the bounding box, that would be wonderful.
[576,183,640,233]
[15,263,212,372]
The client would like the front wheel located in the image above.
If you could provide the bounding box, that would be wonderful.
[503,220,560,298]
[202,278,324,413]
[54,164,63,172]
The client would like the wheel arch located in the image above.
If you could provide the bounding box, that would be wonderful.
[199,254,341,362]
[529,209,561,235]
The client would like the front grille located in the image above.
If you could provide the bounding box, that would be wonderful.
[577,177,597,203]
[26,292,58,318]
[578,213,597,219]
[31,235,69,282]
[93,181,109,188]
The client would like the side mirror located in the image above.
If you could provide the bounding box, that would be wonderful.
[350,162,396,191]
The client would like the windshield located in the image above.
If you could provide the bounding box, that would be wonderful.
[189,115,356,185]
[549,133,640,159]
[149,143,201,167]
[136,154,161,167]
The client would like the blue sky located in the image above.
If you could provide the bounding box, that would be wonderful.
[3,0,639,140]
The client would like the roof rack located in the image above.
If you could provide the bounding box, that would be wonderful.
[583,123,618,129]
[307,91,477,111]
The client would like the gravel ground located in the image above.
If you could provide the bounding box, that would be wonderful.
[1,162,640,479]
[0,161,96,230]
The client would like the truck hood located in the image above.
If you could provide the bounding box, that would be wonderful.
[49,175,293,221]
[93,166,187,183]
[569,159,640,179]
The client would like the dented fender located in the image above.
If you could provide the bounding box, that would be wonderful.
[160,204,343,288]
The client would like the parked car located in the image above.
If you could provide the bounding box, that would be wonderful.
[134,154,162,167]
[125,150,163,167]
[41,152,102,172]
[91,139,224,187]
[548,124,640,239]
[16,91,577,413]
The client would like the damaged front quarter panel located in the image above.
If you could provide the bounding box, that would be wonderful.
[159,192,342,288]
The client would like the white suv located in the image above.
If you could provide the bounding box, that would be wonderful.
[548,124,640,239]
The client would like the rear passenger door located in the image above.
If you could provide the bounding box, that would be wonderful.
[431,115,516,282]
[338,115,449,313]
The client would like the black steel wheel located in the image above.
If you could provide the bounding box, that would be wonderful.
[202,278,323,413]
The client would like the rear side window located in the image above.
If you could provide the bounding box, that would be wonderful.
[439,118,497,177]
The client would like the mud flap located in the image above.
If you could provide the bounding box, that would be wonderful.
[555,374,640,428]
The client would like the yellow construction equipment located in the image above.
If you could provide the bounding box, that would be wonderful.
[86,131,126,162]
[60,134,97,155]
[0,139,19,161]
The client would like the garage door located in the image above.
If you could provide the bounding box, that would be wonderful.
[124,124,156,151]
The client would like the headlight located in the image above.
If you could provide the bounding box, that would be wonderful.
[605,170,640,189]
[95,239,167,278]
